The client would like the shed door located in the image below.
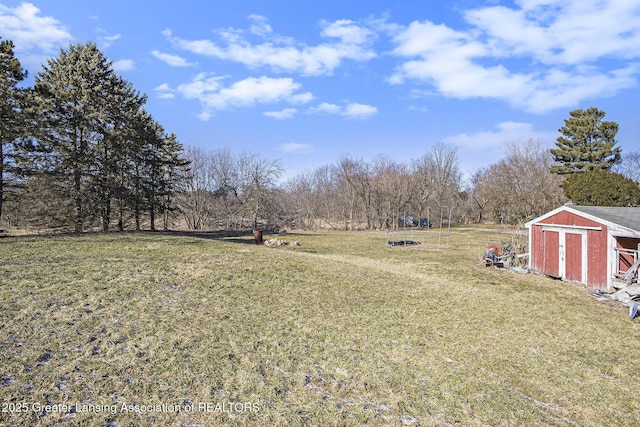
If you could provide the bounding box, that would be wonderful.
[540,226,588,284]
[564,232,583,283]
[543,230,560,278]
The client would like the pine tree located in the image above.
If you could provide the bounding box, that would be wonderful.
[16,42,188,232]
[94,76,147,232]
[157,133,189,231]
[0,39,28,230]
[127,109,155,231]
[550,107,621,175]
[34,42,119,232]
[109,92,148,231]
[140,120,188,231]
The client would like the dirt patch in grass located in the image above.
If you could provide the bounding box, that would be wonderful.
[1,230,640,426]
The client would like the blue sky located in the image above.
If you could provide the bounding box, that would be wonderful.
[1,0,639,182]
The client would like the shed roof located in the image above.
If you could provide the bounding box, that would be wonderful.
[525,204,640,237]
[568,205,640,233]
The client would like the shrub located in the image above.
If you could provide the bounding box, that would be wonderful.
[563,169,640,206]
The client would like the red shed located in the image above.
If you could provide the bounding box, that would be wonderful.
[525,205,640,291]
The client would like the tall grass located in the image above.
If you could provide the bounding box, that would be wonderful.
[1,229,639,426]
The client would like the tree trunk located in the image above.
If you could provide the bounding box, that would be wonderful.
[101,145,110,232]
[134,166,140,231]
[149,189,156,231]
[134,197,140,231]
[118,198,124,231]
[102,192,111,232]
[150,207,155,231]
[163,195,170,231]
[74,168,82,233]
[0,142,4,230]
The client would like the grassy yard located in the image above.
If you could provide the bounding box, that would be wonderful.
[1,229,639,426]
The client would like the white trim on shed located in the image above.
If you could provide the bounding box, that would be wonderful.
[525,205,640,290]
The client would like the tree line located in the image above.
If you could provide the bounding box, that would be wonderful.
[1,40,190,232]
[2,37,638,233]
[180,139,569,231]
[176,107,640,231]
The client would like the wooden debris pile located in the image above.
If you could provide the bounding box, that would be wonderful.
[484,241,529,269]
[613,257,640,289]
[264,239,301,247]
[597,259,640,320]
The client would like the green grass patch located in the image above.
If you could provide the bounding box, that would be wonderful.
[1,229,639,426]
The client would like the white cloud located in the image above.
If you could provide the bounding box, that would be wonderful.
[163,28,223,56]
[151,50,196,67]
[465,1,640,65]
[153,83,175,99]
[388,20,533,103]
[344,103,378,119]
[278,142,313,153]
[444,121,557,175]
[264,108,297,120]
[198,111,212,121]
[321,19,376,45]
[248,14,273,37]
[205,76,311,109]
[444,122,555,151]
[0,3,71,53]
[177,72,225,99]
[388,1,640,113]
[289,91,314,105]
[112,59,135,72]
[308,101,378,119]
[176,74,313,120]
[96,29,121,49]
[309,102,343,115]
[524,66,638,113]
[164,17,376,76]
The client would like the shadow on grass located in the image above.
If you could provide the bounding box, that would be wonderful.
[166,229,318,245]
[0,228,315,246]
[166,229,266,245]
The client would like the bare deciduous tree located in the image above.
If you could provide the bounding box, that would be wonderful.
[615,150,640,183]
[371,154,413,230]
[468,139,565,223]
[179,146,215,230]
[410,143,462,225]
[285,169,318,229]
[334,156,373,230]
[239,152,284,229]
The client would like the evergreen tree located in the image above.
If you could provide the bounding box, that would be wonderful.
[0,39,28,230]
[94,76,147,231]
[34,42,120,232]
[110,95,148,231]
[550,107,621,175]
[4,41,188,233]
[157,133,189,231]
[140,120,188,231]
[127,109,155,231]
[563,169,640,206]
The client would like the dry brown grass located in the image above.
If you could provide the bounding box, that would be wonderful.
[1,229,639,426]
